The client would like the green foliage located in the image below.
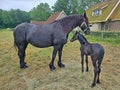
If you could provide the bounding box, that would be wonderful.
[90,31,120,38]
[53,0,104,15]
[30,3,52,21]
[53,0,70,15]
[69,31,120,46]
[88,31,120,46]
[0,9,30,28]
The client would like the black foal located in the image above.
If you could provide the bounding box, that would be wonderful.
[70,31,105,87]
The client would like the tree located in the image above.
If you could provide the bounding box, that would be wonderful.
[53,0,70,15]
[1,10,12,28]
[10,9,30,27]
[30,3,52,21]
[53,0,104,15]
[0,9,30,28]
[0,9,3,28]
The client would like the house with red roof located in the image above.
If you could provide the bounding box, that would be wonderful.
[31,11,66,25]
[86,0,120,31]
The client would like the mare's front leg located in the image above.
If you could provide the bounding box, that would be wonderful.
[85,55,89,72]
[58,44,65,68]
[49,45,60,70]
[81,53,84,73]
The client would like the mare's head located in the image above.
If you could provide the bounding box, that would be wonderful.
[70,31,88,44]
[79,12,90,35]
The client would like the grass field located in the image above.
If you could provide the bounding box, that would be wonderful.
[0,29,120,90]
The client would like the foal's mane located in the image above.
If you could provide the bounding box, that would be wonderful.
[77,32,88,44]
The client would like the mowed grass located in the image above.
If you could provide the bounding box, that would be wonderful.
[0,29,120,90]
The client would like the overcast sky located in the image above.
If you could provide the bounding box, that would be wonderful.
[0,0,57,12]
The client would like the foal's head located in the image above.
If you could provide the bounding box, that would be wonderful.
[70,31,88,44]
[70,31,79,42]
[79,12,90,35]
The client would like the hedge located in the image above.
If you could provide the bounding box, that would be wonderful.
[89,31,120,38]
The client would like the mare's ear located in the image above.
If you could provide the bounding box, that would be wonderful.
[83,12,87,18]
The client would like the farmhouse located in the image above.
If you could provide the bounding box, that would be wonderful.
[86,0,120,31]
[31,10,66,25]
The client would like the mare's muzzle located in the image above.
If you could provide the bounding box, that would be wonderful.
[84,27,90,35]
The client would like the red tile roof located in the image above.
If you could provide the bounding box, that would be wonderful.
[31,11,65,25]
[45,12,61,24]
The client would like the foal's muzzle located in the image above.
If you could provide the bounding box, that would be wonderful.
[70,39,74,42]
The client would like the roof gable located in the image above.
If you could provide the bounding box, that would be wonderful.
[109,0,120,20]
[31,11,66,25]
[45,10,66,24]
[45,12,61,24]
[86,0,120,23]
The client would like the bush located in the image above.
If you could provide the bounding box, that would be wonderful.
[90,31,120,38]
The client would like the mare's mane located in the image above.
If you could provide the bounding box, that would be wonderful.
[52,14,84,26]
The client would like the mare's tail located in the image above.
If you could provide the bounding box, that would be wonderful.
[14,40,17,51]
[13,28,18,51]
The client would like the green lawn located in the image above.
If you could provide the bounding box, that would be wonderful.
[0,29,120,90]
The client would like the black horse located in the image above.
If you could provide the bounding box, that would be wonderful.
[13,13,90,70]
[70,31,104,87]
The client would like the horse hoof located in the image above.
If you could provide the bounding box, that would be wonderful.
[82,70,84,73]
[49,65,56,71]
[20,65,28,69]
[86,69,89,72]
[86,67,89,72]
[58,63,65,68]
[91,83,96,88]
[50,66,56,71]
[97,80,100,84]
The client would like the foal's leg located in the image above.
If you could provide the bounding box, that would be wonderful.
[97,55,104,83]
[97,67,101,84]
[85,55,89,72]
[81,53,84,72]
[49,45,60,70]
[91,57,97,87]
[58,44,65,68]
[17,43,28,69]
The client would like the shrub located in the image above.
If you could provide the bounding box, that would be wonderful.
[90,31,120,38]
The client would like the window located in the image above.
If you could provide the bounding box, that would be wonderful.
[92,9,102,16]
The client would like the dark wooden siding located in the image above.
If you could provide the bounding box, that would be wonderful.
[109,20,120,31]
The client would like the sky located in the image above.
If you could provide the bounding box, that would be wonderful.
[0,0,57,12]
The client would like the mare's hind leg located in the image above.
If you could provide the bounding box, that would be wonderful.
[17,43,28,69]
[58,44,65,68]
